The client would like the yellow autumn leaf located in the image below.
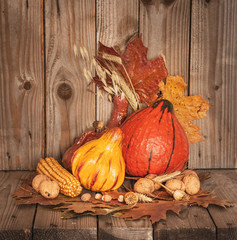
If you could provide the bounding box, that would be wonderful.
[157,75,210,145]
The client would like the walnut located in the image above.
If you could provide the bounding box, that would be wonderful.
[182,169,198,178]
[134,178,155,194]
[81,193,91,202]
[32,174,50,192]
[39,180,60,199]
[165,179,185,194]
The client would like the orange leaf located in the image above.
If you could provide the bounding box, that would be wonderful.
[156,76,210,144]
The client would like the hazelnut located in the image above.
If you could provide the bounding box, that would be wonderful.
[118,195,124,202]
[81,193,91,202]
[102,194,112,202]
[173,190,190,201]
[95,193,102,200]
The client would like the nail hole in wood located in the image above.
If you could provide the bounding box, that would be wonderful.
[57,83,72,100]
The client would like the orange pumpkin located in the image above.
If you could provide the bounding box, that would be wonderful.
[71,127,125,192]
[121,99,189,177]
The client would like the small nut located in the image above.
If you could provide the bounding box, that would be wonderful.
[102,194,112,202]
[93,121,104,130]
[173,190,187,201]
[118,195,124,202]
[81,193,91,202]
[95,193,102,200]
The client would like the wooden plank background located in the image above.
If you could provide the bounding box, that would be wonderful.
[0,0,236,170]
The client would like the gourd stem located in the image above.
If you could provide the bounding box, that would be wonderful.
[107,95,129,129]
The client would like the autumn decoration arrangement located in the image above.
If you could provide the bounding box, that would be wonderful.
[12,36,232,223]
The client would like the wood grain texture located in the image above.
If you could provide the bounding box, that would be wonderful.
[0,0,44,170]
[154,206,215,240]
[201,170,237,240]
[34,206,97,240]
[140,0,191,84]
[98,215,153,240]
[96,0,139,125]
[189,0,237,168]
[45,0,96,160]
[0,171,36,240]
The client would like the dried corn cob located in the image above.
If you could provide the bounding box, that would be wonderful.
[37,157,82,197]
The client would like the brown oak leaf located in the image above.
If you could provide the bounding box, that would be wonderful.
[114,201,188,224]
[156,76,210,144]
[56,201,135,216]
[189,189,233,208]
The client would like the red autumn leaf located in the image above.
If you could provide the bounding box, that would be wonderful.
[92,36,168,105]
[122,36,168,103]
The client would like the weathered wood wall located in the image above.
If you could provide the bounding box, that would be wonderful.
[0,0,236,170]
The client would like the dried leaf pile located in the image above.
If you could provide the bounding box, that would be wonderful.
[12,172,232,224]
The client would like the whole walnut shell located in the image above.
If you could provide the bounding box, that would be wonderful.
[183,175,200,195]
[32,175,50,192]
[134,178,155,194]
[145,174,161,190]
[39,180,60,199]
[182,170,198,178]
[165,179,185,193]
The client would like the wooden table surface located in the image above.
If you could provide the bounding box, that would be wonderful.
[0,170,236,240]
